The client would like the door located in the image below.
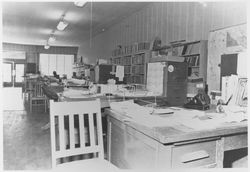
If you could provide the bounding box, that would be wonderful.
[3,62,14,87]
[220,54,238,89]
[2,61,25,110]
[2,62,25,88]
[14,63,25,87]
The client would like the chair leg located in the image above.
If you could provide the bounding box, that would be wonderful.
[44,99,47,112]
[30,99,32,112]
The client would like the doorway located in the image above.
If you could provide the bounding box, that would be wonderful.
[3,61,25,87]
[2,60,25,110]
[220,54,238,89]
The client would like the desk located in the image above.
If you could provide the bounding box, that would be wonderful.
[106,109,247,169]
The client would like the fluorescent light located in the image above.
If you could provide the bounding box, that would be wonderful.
[44,44,50,49]
[48,35,56,42]
[74,1,87,7]
[57,20,68,31]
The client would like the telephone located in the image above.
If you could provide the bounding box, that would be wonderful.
[184,90,210,110]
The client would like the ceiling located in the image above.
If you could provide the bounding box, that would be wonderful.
[2,1,150,47]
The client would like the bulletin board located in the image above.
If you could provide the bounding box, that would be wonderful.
[207,24,247,93]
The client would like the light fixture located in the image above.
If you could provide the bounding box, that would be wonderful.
[48,35,56,42]
[57,20,68,31]
[74,1,87,7]
[44,43,50,49]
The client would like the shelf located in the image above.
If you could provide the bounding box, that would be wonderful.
[111,50,150,58]
[181,53,200,57]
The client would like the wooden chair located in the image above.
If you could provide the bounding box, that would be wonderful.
[29,81,47,112]
[49,99,118,171]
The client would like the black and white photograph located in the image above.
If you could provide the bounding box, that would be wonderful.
[0,0,248,171]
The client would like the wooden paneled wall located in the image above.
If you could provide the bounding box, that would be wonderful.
[78,1,246,64]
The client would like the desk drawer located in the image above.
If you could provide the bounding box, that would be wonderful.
[172,140,217,168]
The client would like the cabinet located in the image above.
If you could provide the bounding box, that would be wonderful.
[110,43,150,85]
[107,115,162,169]
[147,57,188,106]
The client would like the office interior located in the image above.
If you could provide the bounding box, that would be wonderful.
[1,1,248,170]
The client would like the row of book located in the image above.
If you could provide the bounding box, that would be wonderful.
[186,55,200,67]
[132,54,145,65]
[111,53,145,65]
[168,42,201,56]
[112,42,150,57]
[124,65,145,75]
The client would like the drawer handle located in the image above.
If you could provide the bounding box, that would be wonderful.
[122,118,131,124]
[180,150,209,163]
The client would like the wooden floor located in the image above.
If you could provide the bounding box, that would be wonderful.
[3,109,51,170]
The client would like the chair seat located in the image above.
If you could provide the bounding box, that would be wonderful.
[54,158,119,172]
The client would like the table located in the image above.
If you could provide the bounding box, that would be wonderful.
[106,108,247,169]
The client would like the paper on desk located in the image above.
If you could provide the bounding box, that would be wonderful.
[179,109,247,130]
[67,78,86,85]
[110,101,247,130]
[110,101,179,128]
[50,82,60,86]
[62,89,90,98]
[152,108,174,115]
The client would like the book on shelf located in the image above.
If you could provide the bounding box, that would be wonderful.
[195,56,200,66]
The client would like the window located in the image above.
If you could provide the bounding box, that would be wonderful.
[39,54,74,78]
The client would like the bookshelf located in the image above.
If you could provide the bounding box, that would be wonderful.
[170,40,208,81]
[110,42,151,85]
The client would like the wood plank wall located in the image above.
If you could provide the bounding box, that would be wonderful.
[78,1,246,64]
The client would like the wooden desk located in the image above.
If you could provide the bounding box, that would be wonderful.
[106,109,247,169]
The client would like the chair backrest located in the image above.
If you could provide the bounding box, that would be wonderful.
[31,81,45,97]
[49,99,104,168]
